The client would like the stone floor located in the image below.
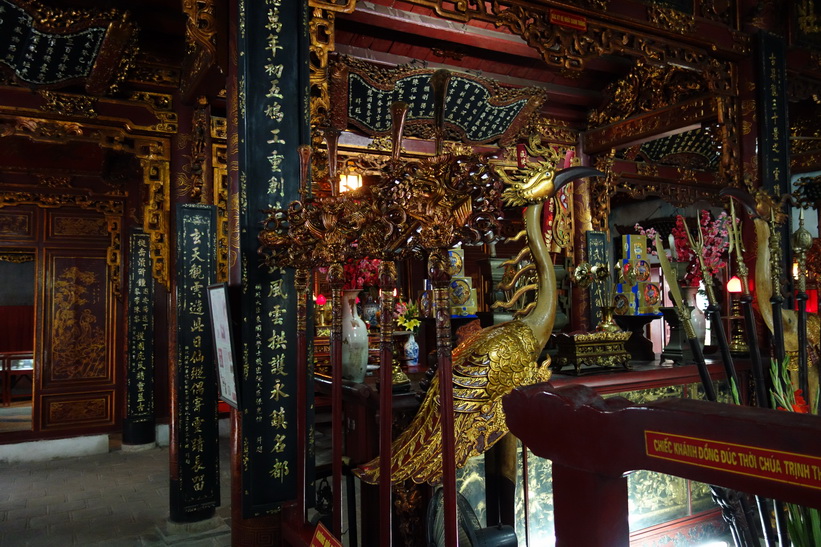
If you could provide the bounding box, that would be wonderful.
[0,436,232,546]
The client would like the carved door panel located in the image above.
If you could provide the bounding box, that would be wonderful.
[35,209,118,432]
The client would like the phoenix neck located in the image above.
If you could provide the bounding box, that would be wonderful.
[521,202,556,349]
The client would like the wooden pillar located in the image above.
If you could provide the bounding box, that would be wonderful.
[229,0,311,542]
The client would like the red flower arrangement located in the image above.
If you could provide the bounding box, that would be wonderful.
[636,210,731,287]
[319,257,381,290]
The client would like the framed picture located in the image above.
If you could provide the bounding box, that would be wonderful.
[207,283,240,409]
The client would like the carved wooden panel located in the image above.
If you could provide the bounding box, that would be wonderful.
[40,249,114,387]
[40,391,114,430]
[46,209,110,242]
[0,207,36,241]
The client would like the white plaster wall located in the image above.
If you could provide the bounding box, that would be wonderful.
[0,434,108,463]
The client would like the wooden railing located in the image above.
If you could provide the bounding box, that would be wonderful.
[504,382,821,546]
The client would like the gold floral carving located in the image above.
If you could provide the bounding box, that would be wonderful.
[213,142,229,282]
[39,91,98,118]
[700,0,733,25]
[51,267,107,380]
[0,118,83,142]
[53,217,108,237]
[532,117,577,146]
[127,64,181,88]
[176,97,209,200]
[0,192,122,215]
[495,4,733,83]
[47,397,109,425]
[588,62,713,128]
[309,8,337,129]
[798,0,821,34]
[127,92,178,133]
[107,216,122,298]
[141,156,170,290]
[0,101,173,291]
[647,6,696,35]
[0,213,30,236]
[211,116,227,140]
[590,153,614,232]
[0,252,34,263]
[636,163,660,178]
[37,175,71,188]
[181,0,218,100]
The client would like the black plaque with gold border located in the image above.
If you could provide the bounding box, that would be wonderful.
[123,229,155,445]
[236,0,309,515]
[756,31,790,196]
[172,204,219,519]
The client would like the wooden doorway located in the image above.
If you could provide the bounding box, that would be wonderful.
[0,205,121,439]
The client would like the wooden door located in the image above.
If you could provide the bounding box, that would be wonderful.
[34,208,119,432]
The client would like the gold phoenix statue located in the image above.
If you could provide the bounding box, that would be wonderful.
[355,164,602,485]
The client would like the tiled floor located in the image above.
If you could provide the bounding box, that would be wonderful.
[0,437,232,546]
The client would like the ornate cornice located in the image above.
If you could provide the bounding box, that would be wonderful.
[647,5,696,35]
[584,95,721,155]
[587,61,715,128]
[0,191,123,215]
[38,91,98,118]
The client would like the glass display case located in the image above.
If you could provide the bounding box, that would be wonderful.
[2,352,33,406]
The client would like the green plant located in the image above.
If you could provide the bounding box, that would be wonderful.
[770,357,821,547]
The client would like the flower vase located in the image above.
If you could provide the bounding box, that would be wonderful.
[404,332,419,367]
[341,289,368,383]
[362,293,380,329]
[681,286,706,345]
[595,305,622,333]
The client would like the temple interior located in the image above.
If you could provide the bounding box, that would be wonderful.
[1,0,821,546]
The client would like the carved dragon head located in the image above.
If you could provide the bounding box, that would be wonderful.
[502,164,603,206]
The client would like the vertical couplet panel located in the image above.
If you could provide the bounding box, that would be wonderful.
[236,0,310,516]
[171,204,219,520]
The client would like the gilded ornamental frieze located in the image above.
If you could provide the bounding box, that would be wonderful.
[39,91,98,118]
[588,61,716,128]
[646,5,695,35]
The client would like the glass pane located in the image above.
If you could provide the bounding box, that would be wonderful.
[516,447,555,546]
[608,384,685,403]
[690,379,734,403]
[690,480,718,514]
[10,358,33,370]
[457,454,486,528]
[628,470,689,530]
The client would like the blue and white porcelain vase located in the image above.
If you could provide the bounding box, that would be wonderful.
[404,332,419,367]
[341,289,368,383]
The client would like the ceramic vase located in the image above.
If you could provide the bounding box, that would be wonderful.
[361,293,379,328]
[681,286,707,345]
[404,332,419,367]
[341,289,368,383]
